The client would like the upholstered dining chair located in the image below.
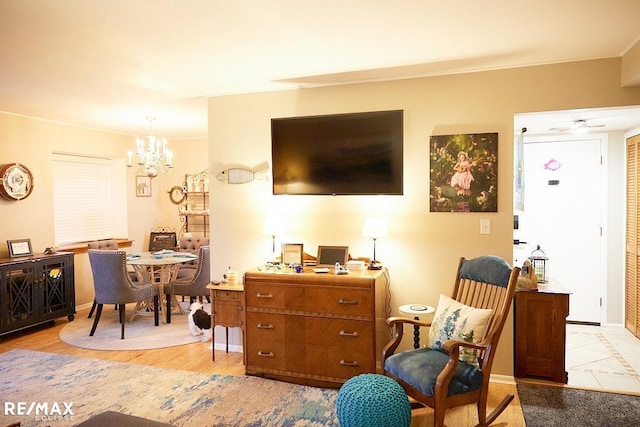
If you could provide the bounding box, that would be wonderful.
[164,245,210,323]
[87,239,119,250]
[382,255,520,427]
[88,249,159,339]
[87,239,139,317]
[175,236,210,279]
[87,239,120,318]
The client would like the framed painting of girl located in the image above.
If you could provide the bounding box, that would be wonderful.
[429,133,498,212]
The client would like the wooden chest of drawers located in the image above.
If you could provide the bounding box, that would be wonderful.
[243,268,387,387]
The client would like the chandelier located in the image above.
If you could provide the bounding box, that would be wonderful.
[127,117,173,178]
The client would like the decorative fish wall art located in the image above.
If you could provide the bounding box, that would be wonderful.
[216,166,269,184]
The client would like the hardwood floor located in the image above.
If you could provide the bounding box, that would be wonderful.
[0,313,244,376]
[0,310,527,427]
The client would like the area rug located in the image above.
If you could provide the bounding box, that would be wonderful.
[59,302,209,350]
[518,382,640,427]
[0,349,338,427]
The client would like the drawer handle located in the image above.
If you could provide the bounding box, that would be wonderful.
[339,330,359,337]
[338,299,358,305]
[257,293,273,299]
[257,323,274,329]
[339,360,360,367]
[258,351,274,357]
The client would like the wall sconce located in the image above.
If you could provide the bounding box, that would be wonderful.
[362,217,388,269]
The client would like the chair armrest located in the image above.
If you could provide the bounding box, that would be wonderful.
[438,338,490,381]
[440,338,488,354]
[386,316,432,328]
[382,316,433,362]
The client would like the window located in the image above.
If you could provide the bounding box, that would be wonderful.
[52,153,127,245]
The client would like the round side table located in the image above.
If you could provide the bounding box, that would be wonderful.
[399,304,435,349]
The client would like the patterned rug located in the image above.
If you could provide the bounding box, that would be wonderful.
[59,302,208,350]
[0,349,338,426]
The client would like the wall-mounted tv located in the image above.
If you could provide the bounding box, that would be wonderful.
[271,110,403,195]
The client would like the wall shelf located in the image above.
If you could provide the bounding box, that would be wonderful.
[178,172,209,237]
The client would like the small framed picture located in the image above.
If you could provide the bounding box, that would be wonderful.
[7,239,33,258]
[316,246,349,267]
[136,175,151,197]
[281,243,303,265]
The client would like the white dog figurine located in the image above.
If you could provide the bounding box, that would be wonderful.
[188,302,212,336]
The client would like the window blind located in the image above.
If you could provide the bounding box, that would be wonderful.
[52,154,124,245]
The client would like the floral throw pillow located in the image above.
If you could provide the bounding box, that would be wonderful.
[426,294,494,366]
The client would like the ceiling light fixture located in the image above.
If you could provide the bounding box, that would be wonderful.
[127,117,173,178]
[572,120,588,134]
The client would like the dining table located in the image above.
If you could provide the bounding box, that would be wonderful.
[126,250,198,321]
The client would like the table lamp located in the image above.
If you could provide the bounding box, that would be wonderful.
[362,217,388,269]
[262,217,284,261]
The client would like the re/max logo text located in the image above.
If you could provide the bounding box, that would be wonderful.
[4,401,74,416]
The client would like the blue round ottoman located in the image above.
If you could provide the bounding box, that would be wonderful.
[336,374,411,427]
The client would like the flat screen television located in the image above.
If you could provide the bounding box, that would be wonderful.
[271,110,403,195]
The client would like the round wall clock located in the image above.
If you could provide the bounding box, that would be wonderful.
[0,163,34,201]
[168,185,186,204]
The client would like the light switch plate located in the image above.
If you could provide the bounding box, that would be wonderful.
[480,219,491,234]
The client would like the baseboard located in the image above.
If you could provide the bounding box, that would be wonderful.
[490,374,516,385]
[76,302,93,312]
[567,320,600,326]
[212,342,243,353]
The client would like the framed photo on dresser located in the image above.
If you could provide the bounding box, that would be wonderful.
[281,243,303,265]
[316,246,349,267]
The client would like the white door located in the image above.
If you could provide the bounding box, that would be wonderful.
[515,138,603,323]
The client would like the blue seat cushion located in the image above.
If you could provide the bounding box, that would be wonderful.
[384,348,483,397]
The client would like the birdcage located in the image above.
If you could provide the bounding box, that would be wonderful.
[528,245,548,283]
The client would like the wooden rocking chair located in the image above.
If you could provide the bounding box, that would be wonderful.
[383,256,520,427]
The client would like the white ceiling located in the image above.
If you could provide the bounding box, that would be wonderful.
[1,0,640,139]
[515,106,640,137]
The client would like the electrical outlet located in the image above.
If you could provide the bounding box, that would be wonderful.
[480,219,491,235]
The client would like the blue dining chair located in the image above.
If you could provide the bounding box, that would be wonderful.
[164,245,210,323]
[88,249,159,339]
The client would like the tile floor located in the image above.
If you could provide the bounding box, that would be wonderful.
[565,323,640,393]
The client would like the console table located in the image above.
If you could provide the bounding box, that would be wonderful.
[0,252,75,337]
[514,283,571,383]
[243,267,388,387]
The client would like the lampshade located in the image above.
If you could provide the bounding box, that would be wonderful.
[362,217,388,239]
[262,217,284,236]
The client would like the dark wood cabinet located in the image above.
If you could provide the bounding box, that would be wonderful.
[243,268,387,387]
[514,285,570,383]
[0,252,75,336]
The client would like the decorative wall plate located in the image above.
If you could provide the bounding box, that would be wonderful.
[0,163,34,201]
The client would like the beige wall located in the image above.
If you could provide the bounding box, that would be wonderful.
[0,113,207,307]
[1,57,640,377]
[208,58,640,376]
[623,39,640,87]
